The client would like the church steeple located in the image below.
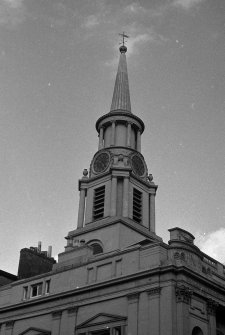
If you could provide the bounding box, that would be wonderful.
[110,45,131,113]
[64,42,160,257]
[95,45,144,151]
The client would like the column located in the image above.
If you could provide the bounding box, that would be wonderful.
[207,299,218,335]
[110,176,117,216]
[127,293,139,335]
[111,121,116,146]
[51,311,62,335]
[127,122,131,147]
[136,130,141,152]
[147,287,161,335]
[176,285,192,335]
[98,127,104,150]
[77,188,86,229]
[122,176,129,217]
[149,194,155,232]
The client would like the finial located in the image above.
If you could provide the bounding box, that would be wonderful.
[119,32,129,53]
[82,168,88,178]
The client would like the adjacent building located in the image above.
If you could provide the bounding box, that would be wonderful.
[0,44,225,335]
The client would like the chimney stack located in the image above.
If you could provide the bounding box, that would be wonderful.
[47,246,52,258]
[38,241,42,253]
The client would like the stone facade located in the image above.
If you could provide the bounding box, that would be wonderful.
[0,46,224,335]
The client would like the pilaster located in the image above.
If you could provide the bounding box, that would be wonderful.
[77,188,86,228]
[149,193,155,232]
[110,175,117,216]
[122,176,129,217]
[127,292,139,335]
[58,307,78,334]
[4,321,14,335]
[147,287,161,335]
[51,310,62,335]
[67,307,78,334]
[137,292,149,335]
[207,299,218,335]
[176,285,192,335]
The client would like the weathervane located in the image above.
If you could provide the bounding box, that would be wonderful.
[119,32,129,46]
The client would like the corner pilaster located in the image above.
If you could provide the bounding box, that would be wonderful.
[207,299,218,335]
[176,285,192,335]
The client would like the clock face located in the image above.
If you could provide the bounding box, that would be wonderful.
[93,152,110,173]
[131,154,145,177]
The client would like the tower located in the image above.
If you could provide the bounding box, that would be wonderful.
[63,44,161,258]
[0,40,225,335]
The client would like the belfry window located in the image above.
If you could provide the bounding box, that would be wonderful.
[133,188,142,223]
[93,186,105,220]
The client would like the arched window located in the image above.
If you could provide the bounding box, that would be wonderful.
[87,241,103,255]
[91,243,103,255]
[192,326,204,335]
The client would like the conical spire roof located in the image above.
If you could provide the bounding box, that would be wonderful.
[110,45,131,113]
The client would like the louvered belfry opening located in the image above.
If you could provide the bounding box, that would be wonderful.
[133,188,142,223]
[93,186,105,220]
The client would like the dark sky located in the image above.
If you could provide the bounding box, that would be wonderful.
[0,0,225,273]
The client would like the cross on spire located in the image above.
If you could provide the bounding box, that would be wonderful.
[119,32,129,46]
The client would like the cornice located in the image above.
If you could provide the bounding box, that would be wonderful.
[67,216,162,242]
[1,263,225,315]
[96,111,145,134]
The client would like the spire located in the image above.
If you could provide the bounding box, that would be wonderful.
[110,45,131,113]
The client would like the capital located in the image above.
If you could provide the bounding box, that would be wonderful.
[206,298,219,315]
[176,285,193,304]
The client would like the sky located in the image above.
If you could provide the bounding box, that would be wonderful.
[0,0,224,274]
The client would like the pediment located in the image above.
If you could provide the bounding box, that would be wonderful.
[77,313,126,329]
[19,327,51,335]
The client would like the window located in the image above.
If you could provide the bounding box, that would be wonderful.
[45,280,50,294]
[192,327,204,335]
[133,188,142,223]
[78,326,124,335]
[76,313,126,335]
[23,286,28,300]
[30,283,43,298]
[93,186,105,220]
[91,330,110,335]
[91,243,103,255]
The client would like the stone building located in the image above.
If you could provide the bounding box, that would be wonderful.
[0,44,225,335]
